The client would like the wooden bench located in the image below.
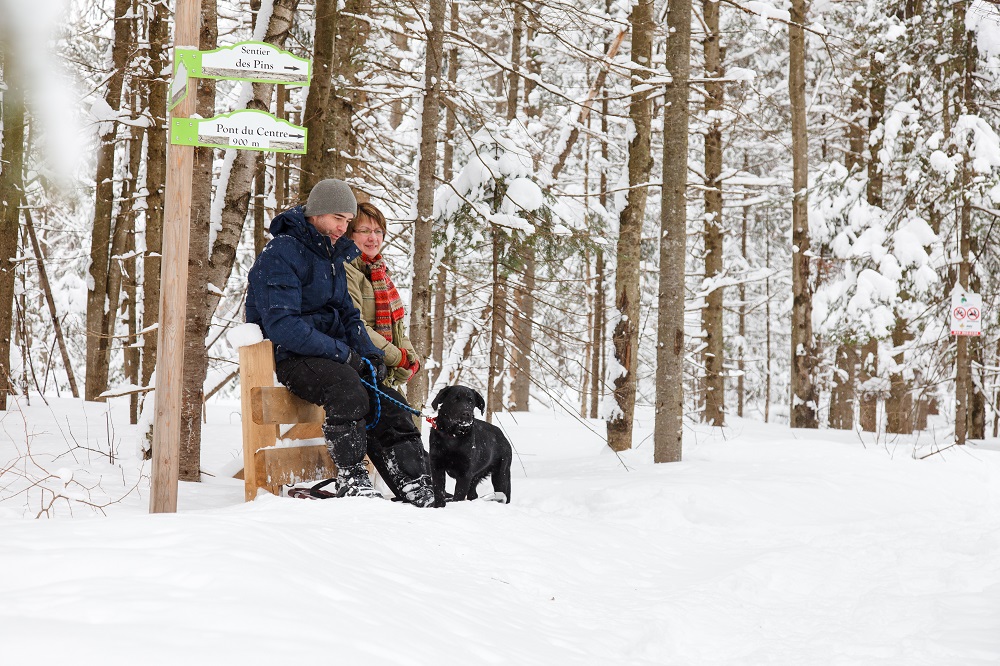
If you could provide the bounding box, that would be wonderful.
[238,339,338,501]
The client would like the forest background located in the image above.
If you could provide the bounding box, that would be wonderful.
[2,0,1000,481]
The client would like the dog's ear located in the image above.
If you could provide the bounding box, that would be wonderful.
[473,389,486,414]
[431,386,452,411]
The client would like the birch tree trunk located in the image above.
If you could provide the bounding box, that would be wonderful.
[0,41,25,409]
[410,0,447,413]
[700,0,725,426]
[788,0,818,428]
[85,0,132,401]
[654,0,691,463]
[607,0,654,451]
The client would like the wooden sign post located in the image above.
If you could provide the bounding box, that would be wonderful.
[149,24,312,512]
[149,0,199,513]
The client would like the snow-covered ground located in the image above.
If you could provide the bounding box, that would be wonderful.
[1,396,999,665]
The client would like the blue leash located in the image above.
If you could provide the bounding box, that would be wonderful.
[358,358,436,430]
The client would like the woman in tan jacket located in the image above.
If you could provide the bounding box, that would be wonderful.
[344,202,420,390]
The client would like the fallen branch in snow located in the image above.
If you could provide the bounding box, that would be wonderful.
[917,443,958,460]
[0,397,146,518]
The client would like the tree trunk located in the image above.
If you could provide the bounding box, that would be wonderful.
[859,339,879,432]
[141,0,168,395]
[591,70,610,422]
[654,0,690,463]
[737,194,747,418]
[430,0,461,386]
[299,0,370,190]
[788,0,817,428]
[886,316,913,434]
[828,77,866,430]
[764,214,772,422]
[510,248,534,410]
[409,0,447,414]
[274,85,288,210]
[487,241,506,421]
[300,0,335,193]
[22,202,79,398]
[120,87,144,423]
[955,3,975,445]
[829,344,857,430]
[969,345,985,440]
[506,2,522,121]
[177,0,219,481]
[85,0,132,401]
[178,0,300,481]
[607,0,654,452]
[701,0,724,426]
[0,41,25,409]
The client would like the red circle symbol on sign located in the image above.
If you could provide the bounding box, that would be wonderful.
[954,307,967,320]
[968,308,980,321]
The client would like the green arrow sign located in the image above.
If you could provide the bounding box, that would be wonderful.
[171,109,307,154]
[176,41,312,86]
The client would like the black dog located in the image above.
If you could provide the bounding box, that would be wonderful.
[429,386,512,505]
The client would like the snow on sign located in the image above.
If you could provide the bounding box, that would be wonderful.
[171,109,307,154]
[950,288,983,336]
[175,41,311,86]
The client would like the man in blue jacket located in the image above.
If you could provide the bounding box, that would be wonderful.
[246,179,436,507]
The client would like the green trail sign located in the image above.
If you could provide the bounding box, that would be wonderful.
[171,109,307,154]
[176,41,312,86]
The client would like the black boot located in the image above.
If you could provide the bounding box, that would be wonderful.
[381,442,437,507]
[323,421,381,499]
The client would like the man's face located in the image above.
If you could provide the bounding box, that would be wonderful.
[308,212,354,242]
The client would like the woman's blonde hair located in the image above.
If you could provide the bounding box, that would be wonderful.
[347,201,388,236]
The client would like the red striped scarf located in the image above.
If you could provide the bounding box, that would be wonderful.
[362,253,405,341]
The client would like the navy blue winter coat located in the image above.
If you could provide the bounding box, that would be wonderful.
[246,206,383,364]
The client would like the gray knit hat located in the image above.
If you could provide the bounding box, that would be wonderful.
[304,179,357,217]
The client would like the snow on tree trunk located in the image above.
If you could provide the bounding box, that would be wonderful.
[607,0,654,452]
[701,0,725,427]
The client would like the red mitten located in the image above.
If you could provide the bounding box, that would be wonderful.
[406,358,420,382]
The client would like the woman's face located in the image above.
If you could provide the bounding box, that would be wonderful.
[350,214,385,257]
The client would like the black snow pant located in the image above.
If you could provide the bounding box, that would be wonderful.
[275,355,429,498]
